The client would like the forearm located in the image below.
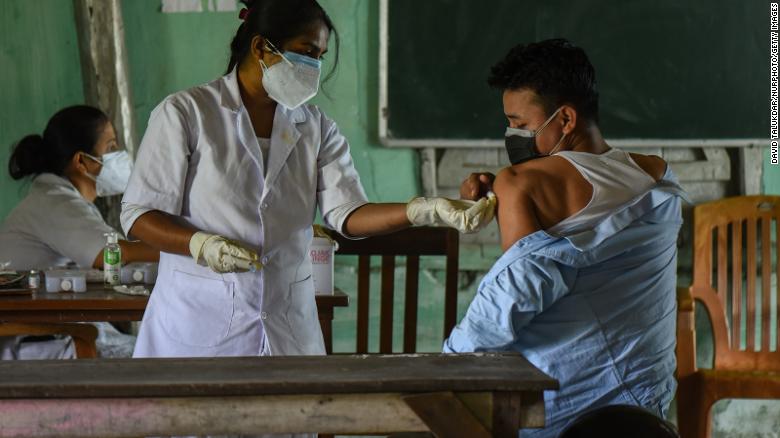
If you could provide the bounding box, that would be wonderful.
[92,240,161,269]
[121,241,161,263]
[127,210,198,255]
[342,203,411,238]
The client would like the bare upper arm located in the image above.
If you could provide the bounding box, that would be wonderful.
[628,153,667,181]
[493,167,542,251]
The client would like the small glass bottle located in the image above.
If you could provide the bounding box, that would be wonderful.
[27,270,40,290]
[103,232,121,286]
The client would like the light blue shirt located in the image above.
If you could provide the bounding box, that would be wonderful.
[444,176,686,437]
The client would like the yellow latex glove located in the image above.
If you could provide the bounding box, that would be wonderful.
[189,232,262,273]
[312,224,340,250]
[406,193,497,234]
[312,224,335,242]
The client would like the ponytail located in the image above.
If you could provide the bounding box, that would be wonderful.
[226,20,252,74]
[8,135,52,180]
[7,105,109,180]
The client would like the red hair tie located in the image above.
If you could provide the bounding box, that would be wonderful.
[238,7,251,21]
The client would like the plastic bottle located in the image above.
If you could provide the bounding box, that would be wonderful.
[103,232,121,286]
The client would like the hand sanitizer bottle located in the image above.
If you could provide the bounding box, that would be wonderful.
[103,232,121,286]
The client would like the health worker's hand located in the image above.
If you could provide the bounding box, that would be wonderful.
[406,194,497,234]
[460,172,496,201]
[189,232,262,273]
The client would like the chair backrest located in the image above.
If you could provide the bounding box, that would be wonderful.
[333,226,459,354]
[690,195,780,371]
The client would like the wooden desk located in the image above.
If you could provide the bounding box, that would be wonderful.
[0,285,146,323]
[0,285,349,352]
[0,353,557,437]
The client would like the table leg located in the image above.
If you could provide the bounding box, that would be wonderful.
[403,392,492,438]
[493,391,545,437]
[491,392,523,437]
[317,308,334,354]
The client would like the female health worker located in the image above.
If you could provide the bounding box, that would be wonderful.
[121,0,495,358]
[0,105,159,359]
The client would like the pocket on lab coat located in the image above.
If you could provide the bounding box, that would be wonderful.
[285,275,321,350]
[163,270,235,348]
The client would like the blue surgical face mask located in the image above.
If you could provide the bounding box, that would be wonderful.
[504,107,566,165]
[260,41,322,110]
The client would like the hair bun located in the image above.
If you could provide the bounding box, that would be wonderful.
[8,134,50,180]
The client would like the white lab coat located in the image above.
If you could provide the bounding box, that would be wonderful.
[0,173,115,270]
[0,174,136,359]
[122,69,368,359]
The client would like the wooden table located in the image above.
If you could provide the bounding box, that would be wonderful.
[0,285,350,353]
[0,285,147,323]
[0,353,557,437]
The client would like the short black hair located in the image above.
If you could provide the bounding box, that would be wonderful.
[559,404,679,438]
[488,38,599,123]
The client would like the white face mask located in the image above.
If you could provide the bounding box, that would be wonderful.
[84,150,133,197]
[260,41,321,110]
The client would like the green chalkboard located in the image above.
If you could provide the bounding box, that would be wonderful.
[385,0,768,140]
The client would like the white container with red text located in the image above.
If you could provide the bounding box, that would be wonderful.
[309,237,337,295]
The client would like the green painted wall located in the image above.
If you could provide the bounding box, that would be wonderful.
[122,0,420,204]
[1,1,779,434]
[122,0,239,148]
[765,149,780,195]
[312,0,420,202]
[0,0,85,220]
[0,0,774,220]
[121,0,428,355]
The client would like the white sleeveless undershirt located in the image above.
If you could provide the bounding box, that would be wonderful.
[546,148,659,236]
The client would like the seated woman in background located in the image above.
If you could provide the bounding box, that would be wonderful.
[0,105,159,359]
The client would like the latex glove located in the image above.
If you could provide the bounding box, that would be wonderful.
[312,224,335,242]
[312,224,340,250]
[406,193,497,234]
[189,232,262,273]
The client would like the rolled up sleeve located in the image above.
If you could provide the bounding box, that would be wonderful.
[444,254,575,353]
[316,115,368,235]
[119,203,153,238]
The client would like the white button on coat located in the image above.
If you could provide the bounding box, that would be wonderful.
[122,69,368,358]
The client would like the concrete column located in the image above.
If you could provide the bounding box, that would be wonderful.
[73,0,136,232]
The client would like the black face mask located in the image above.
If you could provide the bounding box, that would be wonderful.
[505,133,540,165]
[503,107,564,165]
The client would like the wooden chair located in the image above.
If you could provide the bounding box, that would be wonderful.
[332,226,460,354]
[676,196,780,437]
[0,323,98,358]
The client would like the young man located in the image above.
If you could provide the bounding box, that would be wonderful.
[447,39,688,437]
